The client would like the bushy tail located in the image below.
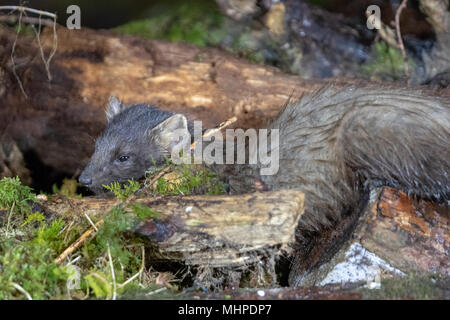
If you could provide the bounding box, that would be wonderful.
[336,90,450,202]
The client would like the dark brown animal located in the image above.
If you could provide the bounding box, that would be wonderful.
[80,85,449,285]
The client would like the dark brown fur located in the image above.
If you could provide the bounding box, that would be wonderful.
[247,85,449,285]
[260,85,449,228]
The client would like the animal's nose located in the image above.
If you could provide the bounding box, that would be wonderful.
[79,176,92,186]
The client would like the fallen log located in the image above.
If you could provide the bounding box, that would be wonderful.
[44,185,448,287]
[43,190,305,267]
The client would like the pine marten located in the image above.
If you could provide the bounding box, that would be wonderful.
[79,85,449,285]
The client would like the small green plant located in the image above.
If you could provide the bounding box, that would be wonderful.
[103,180,140,199]
[52,178,82,198]
[363,42,415,79]
[21,211,45,227]
[94,208,137,265]
[84,271,114,299]
[0,177,172,299]
[33,219,65,253]
[152,164,227,196]
[132,203,161,220]
[0,176,36,214]
[81,207,144,297]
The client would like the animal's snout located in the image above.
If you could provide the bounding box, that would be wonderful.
[79,176,92,186]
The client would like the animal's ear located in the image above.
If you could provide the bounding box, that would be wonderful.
[149,114,190,153]
[105,95,125,122]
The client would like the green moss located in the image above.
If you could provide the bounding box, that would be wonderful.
[132,203,161,220]
[0,240,69,299]
[113,1,278,65]
[152,164,227,196]
[0,178,173,299]
[0,176,36,214]
[52,178,82,198]
[230,32,266,64]
[85,208,137,266]
[361,272,448,300]
[114,2,225,47]
[33,219,66,253]
[79,207,149,298]
[363,42,415,79]
[21,211,45,227]
[103,180,140,199]
[84,271,114,298]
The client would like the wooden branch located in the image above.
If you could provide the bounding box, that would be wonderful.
[55,218,104,264]
[0,6,56,19]
[394,0,410,79]
[45,190,305,267]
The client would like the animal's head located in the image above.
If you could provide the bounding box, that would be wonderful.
[79,96,190,193]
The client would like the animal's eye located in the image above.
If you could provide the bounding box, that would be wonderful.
[118,155,130,162]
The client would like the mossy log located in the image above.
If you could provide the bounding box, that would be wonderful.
[43,185,448,279]
[42,190,305,267]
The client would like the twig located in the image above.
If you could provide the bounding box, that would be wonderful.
[0,5,58,95]
[146,287,167,296]
[365,10,397,48]
[191,116,237,149]
[30,14,58,81]
[84,213,98,231]
[10,9,28,98]
[55,218,104,264]
[5,201,15,237]
[11,282,33,300]
[0,15,55,27]
[107,244,117,300]
[0,6,56,19]
[119,246,145,288]
[394,0,409,79]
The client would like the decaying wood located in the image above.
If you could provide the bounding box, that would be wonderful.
[293,187,449,286]
[44,190,305,267]
[357,187,449,275]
